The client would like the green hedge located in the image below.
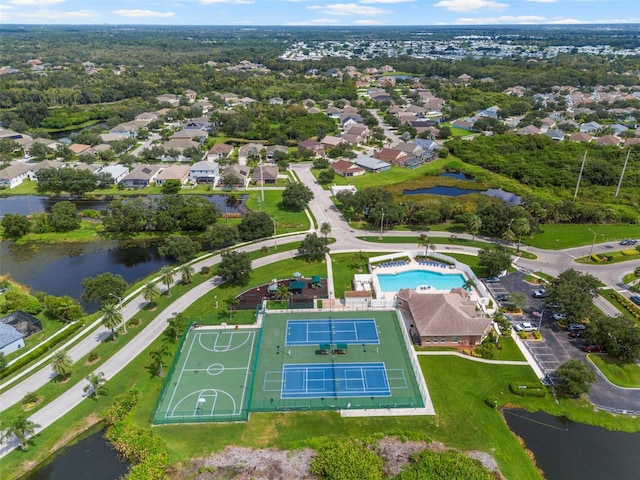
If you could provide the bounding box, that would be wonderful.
[509,382,547,397]
[0,321,84,380]
[394,450,495,480]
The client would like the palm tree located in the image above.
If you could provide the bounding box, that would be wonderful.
[179,264,195,285]
[511,217,530,253]
[150,344,169,377]
[463,279,476,292]
[353,250,368,272]
[160,266,175,296]
[100,302,122,339]
[467,214,482,242]
[166,312,187,342]
[224,295,240,322]
[320,222,332,239]
[275,284,291,305]
[51,349,73,380]
[502,228,515,245]
[83,372,107,399]
[419,233,436,256]
[142,282,160,310]
[1,415,40,450]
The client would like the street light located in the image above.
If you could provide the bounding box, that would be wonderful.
[378,207,384,239]
[588,228,601,257]
[108,293,126,334]
[273,219,277,249]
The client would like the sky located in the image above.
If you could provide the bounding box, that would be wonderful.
[0,0,639,26]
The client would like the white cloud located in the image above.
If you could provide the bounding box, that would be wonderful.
[13,9,96,19]
[434,0,508,13]
[354,18,386,24]
[113,9,176,18]
[200,0,253,4]
[7,0,65,5]
[526,0,556,3]
[360,0,413,4]
[456,15,545,24]
[308,3,387,15]
[287,17,342,25]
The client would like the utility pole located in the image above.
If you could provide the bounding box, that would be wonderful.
[588,228,600,257]
[379,207,384,240]
[615,150,631,198]
[573,150,587,201]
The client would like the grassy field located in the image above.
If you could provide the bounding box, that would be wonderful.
[525,224,640,250]
[588,354,640,388]
[598,289,640,326]
[575,247,640,265]
[494,336,526,361]
[330,251,385,298]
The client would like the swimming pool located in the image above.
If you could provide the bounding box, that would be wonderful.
[377,269,466,292]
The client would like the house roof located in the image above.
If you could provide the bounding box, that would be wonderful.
[331,159,365,174]
[355,156,390,170]
[68,143,91,155]
[208,143,234,155]
[0,322,24,348]
[0,163,32,180]
[595,135,622,146]
[321,135,344,147]
[190,161,218,171]
[374,148,406,163]
[252,165,279,181]
[97,165,129,179]
[397,288,490,337]
[156,165,190,180]
[123,164,163,180]
[161,139,199,152]
[569,132,592,143]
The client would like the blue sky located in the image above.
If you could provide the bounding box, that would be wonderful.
[1,0,638,26]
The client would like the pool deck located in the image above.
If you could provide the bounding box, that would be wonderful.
[371,258,470,300]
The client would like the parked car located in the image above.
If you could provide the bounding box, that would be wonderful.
[545,301,560,309]
[532,289,547,298]
[552,313,567,321]
[496,294,510,302]
[630,295,640,307]
[514,322,537,332]
[484,277,501,283]
[568,330,584,338]
[583,344,605,353]
[567,323,586,332]
[619,239,637,246]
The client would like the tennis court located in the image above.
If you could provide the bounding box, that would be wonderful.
[152,328,258,424]
[285,318,379,346]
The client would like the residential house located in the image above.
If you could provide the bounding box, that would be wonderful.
[160,139,201,162]
[266,145,288,162]
[156,93,180,107]
[321,135,346,150]
[251,164,279,185]
[339,114,364,130]
[220,165,250,188]
[406,105,427,116]
[135,112,160,123]
[395,142,423,156]
[345,124,371,140]
[185,89,197,103]
[69,143,92,156]
[545,129,565,142]
[517,125,541,136]
[0,322,25,356]
[354,156,391,173]
[330,160,365,178]
[340,133,364,147]
[569,132,593,143]
[206,143,234,161]
[96,165,129,184]
[298,139,325,158]
[579,121,602,134]
[451,119,475,131]
[110,121,147,139]
[374,148,407,165]
[0,163,33,189]
[456,74,473,85]
[170,129,207,143]
[269,97,284,105]
[1,310,43,340]
[540,117,557,132]
[120,165,164,188]
[189,160,220,184]
[396,288,492,347]
[595,135,622,147]
[238,143,264,163]
[325,107,342,118]
[413,138,441,154]
[155,165,190,186]
[22,138,59,156]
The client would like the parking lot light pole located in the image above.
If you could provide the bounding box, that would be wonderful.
[588,228,600,257]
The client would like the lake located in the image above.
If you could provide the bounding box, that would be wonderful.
[23,429,129,480]
[403,186,522,204]
[503,409,640,480]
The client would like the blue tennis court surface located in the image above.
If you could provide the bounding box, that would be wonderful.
[281,362,390,398]
[285,318,379,346]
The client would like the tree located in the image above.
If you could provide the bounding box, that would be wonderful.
[238,211,273,241]
[166,312,188,342]
[36,168,99,195]
[352,250,368,272]
[224,295,240,321]
[275,284,291,304]
[0,352,6,372]
[158,235,199,263]
[320,222,332,239]
[418,233,435,255]
[547,269,600,322]
[466,214,482,242]
[44,295,84,322]
[298,232,330,262]
[218,250,252,286]
[150,344,169,377]
[48,201,81,232]
[1,213,31,239]
[51,349,74,380]
[318,169,335,185]
[179,264,195,285]
[509,291,528,311]
[81,272,128,304]
[478,247,512,277]
[203,223,238,250]
[159,266,175,296]
[281,183,313,211]
[555,359,596,397]
[585,314,640,360]
[29,141,50,161]
[142,282,160,310]
[84,372,107,398]
[100,302,122,339]
[161,179,182,194]
[511,217,530,253]
[1,415,40,450]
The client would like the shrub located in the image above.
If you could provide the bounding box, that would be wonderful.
[484,396,498,408]
[104,389,140,426]
[621,249,637,256]
[21,391,40,407]
[509,382,547,397]
[309,441,384,480]
[128,318,141,327]
[394,450,495,480]
[518,331,528,339]
[532,330,542,340]
[87,351,99,363]
[199,266,210,276]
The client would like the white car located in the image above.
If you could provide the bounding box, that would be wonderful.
[552,313,567,321]
[514,322,537,332]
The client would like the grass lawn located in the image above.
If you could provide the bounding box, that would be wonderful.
[330,251,386,298]
[575,248,640,265]
[588,354,640,388]
[525,224,640,250]
[598,289,640,326]
[494,336,526,361]
[442,252,489,278]
[244,189,310,233]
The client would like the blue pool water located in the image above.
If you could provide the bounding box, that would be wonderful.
[377,269,466,291]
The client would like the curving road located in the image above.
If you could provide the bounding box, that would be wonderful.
[1,163,638,456]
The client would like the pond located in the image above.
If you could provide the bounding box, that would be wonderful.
[503,409,640,480]
[0,194,248,217]
[23,429,129,480]
[0,240,167,311]
[403,186,521,204]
